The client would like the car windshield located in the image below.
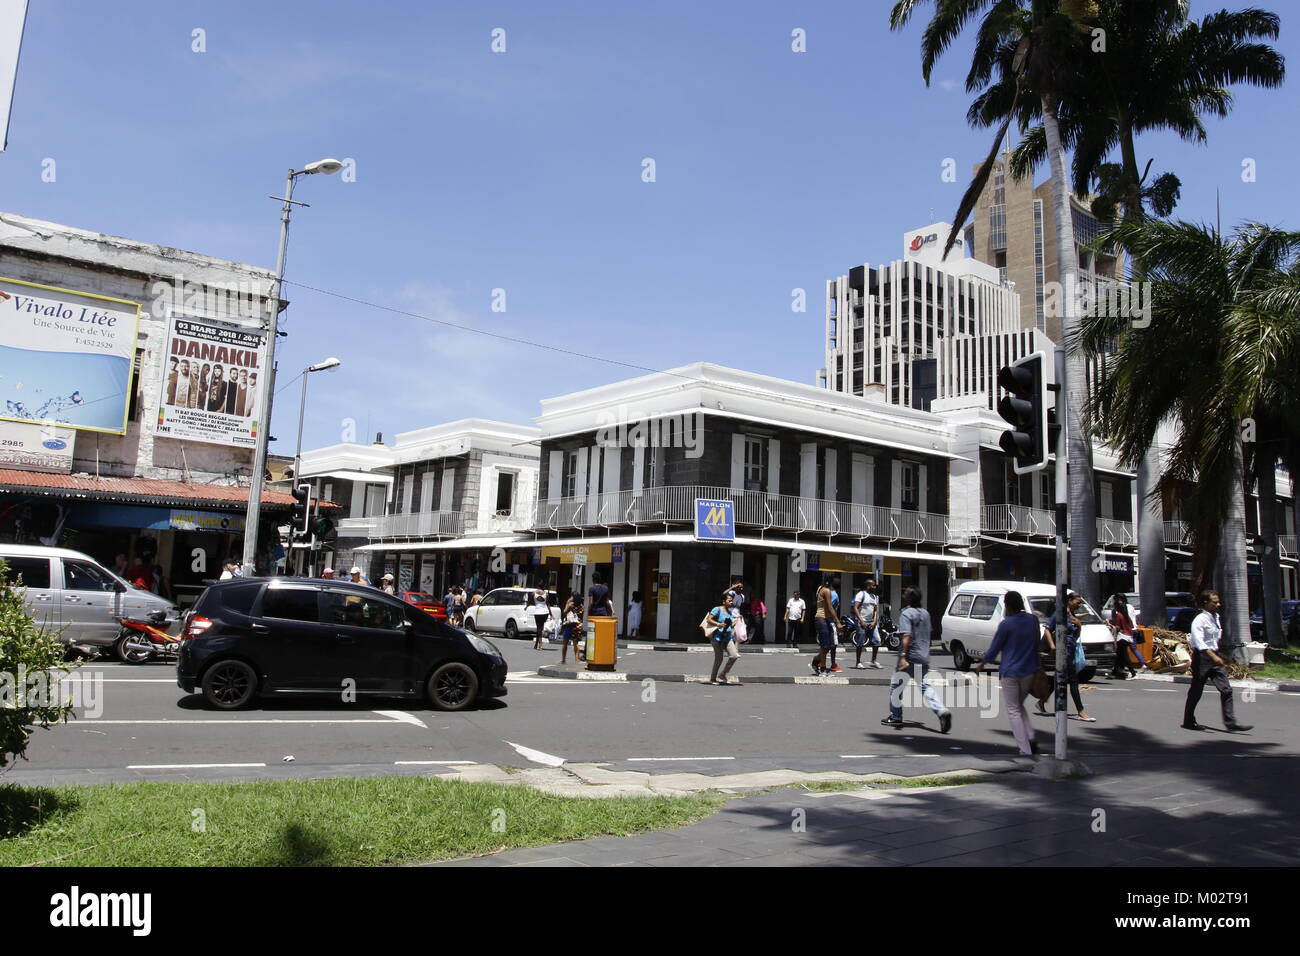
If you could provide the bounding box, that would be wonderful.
[404,592,437,603]
[1028,596,1102,624]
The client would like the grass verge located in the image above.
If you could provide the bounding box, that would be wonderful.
[788,773,997,793]
[1253,645,1300,682]
[0,777,724,867]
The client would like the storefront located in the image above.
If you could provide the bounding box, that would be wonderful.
[0,469,310,609]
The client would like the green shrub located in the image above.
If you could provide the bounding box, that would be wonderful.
[0,560,76,769]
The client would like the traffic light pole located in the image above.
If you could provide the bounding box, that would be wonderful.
[1053,346,1069,761]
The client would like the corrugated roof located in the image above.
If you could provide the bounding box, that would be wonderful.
[0,469,341,511]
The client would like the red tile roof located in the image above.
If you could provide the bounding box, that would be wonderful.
[0,469,340,511]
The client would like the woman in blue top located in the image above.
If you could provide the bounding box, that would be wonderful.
[706,592,740,686]
[1043,592,1096,722]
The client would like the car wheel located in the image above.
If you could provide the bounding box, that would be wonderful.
[113,632,152,665]
[427,661,479,711]
[462,617,477,632]
[505,618,519,640]
[201,659,257,710]
[950,642,970,671]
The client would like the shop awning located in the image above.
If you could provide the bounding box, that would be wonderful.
[0,469,337,511]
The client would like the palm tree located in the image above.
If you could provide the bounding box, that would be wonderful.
[1075,219,1300,656]
[889,0,1103,604]
[1003,1,1285,628]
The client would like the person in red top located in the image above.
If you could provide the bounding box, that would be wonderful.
[1109,593,1147,678]
[126,555,155,591]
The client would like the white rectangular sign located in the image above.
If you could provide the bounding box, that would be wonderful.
[0,276,141,434]
[155,314,266,449]
[0,0,28,151]
[0,420,74,472]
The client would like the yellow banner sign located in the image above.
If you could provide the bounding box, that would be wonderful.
[539,544,613,565]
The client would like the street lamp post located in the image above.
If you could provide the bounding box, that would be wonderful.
[241,159,342,578]
[292,357,341,574]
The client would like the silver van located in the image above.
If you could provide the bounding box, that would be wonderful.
[0,544,180,652]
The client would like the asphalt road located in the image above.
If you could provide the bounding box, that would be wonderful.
[10,638,1297,787]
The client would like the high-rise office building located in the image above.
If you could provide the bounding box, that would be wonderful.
[962,155,1119,343]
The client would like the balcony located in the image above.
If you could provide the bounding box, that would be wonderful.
[1096,516,1135,548]
[536,485,953,546]
[372,511,466,540]
[1164,520,1190,547]
[1281,535,1298,559]
[982,505,1137,549]
[337,515,378,537]
[981,503,1055,538]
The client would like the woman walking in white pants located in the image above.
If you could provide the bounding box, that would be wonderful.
[975,590,1043,757]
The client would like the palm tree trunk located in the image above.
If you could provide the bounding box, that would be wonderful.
[1257,452,1284,647]
[1221,436,1251,661]
[1136,445,1167,626]
[1042,95,1099,605]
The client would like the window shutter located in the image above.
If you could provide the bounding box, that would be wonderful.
[547,450,563,505]
[730,434,745,491]
[767,438,781,495]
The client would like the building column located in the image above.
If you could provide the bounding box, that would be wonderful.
[656,548,673,641]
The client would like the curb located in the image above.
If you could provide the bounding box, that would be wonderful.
[538,664,901,686]
[1128,672,1299,693]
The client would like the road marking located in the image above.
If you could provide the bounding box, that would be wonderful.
[626,756,736,762]
[839,755,877,759]
[56,678,176,683]
[503,740,566,766]
[373,710,428,728]
[1145,689,1178,692]
[85,717,415,725]
[394,760,476,766]
[128,762,267,770]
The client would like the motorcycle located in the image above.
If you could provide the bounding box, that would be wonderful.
[113,610,181,664]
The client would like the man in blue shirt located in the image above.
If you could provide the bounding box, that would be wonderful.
[975,590,1042,756]
[882,586,952,733]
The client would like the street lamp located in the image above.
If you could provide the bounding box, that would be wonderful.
[241,159,343,578]
[291,357,341,574]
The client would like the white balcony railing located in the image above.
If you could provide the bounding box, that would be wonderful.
[981,503,1055,537]
[1280,535,1298,559]
[535,485,951,546]
[337,516,378,536]
[1164,520,1190,547]
[372,511,465,539]
[1096,516,1136,548]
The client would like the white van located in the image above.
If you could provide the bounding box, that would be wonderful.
[941,580,1115,680]
[0,544,180,654]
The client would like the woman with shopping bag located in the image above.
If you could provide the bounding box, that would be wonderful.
[702,592,740,685]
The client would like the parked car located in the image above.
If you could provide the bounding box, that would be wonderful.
[941,580,1114,682]
[0,544,180,656]
[1101,592,1194,624]
[1250,600,1300,642]
[400,590,448,622]
[176,577,508,710]
[461,587,560,640]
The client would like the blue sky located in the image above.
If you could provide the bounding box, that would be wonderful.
[2,0,1296,454]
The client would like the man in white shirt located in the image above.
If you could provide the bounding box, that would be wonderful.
[785,591,806,646]
[851,577,884,669]
[1182,591,1251,732]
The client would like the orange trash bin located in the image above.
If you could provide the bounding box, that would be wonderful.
[585,616,617,671]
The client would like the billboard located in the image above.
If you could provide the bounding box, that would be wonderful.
[154,314,265,449]
[0,276,141,434]
[694,498,735,541]
[0,420,75,472]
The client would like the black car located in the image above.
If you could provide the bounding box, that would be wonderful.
[177,578,508,711]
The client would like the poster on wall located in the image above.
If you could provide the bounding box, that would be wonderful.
[0,276,141,434]
[154,314,265,448]
[0,420,74,472]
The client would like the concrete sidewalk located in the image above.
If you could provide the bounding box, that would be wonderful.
[431,753,1297,867]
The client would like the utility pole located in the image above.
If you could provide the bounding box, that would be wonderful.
[1053,346,1069,761]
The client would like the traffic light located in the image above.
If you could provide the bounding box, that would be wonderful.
[312,514,335,541]
[996,351,1053,474]
[290,483,311,539]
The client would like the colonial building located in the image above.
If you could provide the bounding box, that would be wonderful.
[0,211,310,608]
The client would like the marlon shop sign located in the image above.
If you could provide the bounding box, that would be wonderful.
[0,277,140,434]
[155,315,265,448]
